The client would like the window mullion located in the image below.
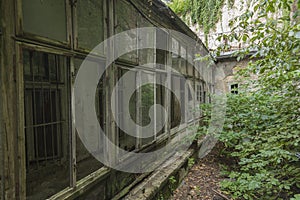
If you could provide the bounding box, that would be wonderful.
[69,57,76,188]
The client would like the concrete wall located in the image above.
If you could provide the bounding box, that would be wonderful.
[216,57,259,93]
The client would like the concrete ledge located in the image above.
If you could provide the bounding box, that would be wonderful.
[120,147,197,200]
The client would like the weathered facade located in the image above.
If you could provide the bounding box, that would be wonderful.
[0,0,216,199]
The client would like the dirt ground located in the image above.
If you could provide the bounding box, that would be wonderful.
[170,144,231,200]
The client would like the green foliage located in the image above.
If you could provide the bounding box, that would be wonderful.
[199,91,300,199]
[188,157,195,168]
[168,0,234,34]
[197,0,300,198]
[291,194,300,200]
[169,175,177,185]
[168,175,177,192]
[159,193,165,200]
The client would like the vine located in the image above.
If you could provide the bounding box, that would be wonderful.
[168,0,234,34]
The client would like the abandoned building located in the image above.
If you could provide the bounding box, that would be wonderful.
[0,0,218,199]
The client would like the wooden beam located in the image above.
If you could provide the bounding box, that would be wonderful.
[0,0,22,198]
[16,43,26,200]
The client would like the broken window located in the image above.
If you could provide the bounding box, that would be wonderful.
[22,0,67,42]
[76,0,104,51]
[23,50,70,199]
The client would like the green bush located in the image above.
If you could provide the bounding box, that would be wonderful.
[198,89,300,199]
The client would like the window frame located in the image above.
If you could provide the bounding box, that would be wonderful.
[21,47,73,199]
[230,83,239,94]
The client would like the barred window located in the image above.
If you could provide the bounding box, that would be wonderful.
[23,50,70,199]
[24,50,68,166]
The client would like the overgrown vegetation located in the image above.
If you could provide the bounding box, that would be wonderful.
[199,91,300,199]
[167,0,234,34]
[196,0,300,199]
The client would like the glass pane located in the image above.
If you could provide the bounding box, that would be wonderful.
[115,0,138,62]
[77,0,104,50]
[180,46,187,75]
[171,38,179,55]
[138,16,155,66]
[156,29,168,69]
[118,68,137,152]
[171,76,182,129]
[156,73,167,137]
[24,50,32,81]
[32,52,49,81]
[74,58,104,180]
[187,50,194,76]
[24,50,70,199]
[187,80,194,122]
[194,83,201,118]
[171,38,180,73]
[195,62,200,79]
[141,73,155,145]
[49,54,57,81]
[22,0,67,41]
[202,83,207,103]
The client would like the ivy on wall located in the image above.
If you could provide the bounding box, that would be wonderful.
[168,0,234,34]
